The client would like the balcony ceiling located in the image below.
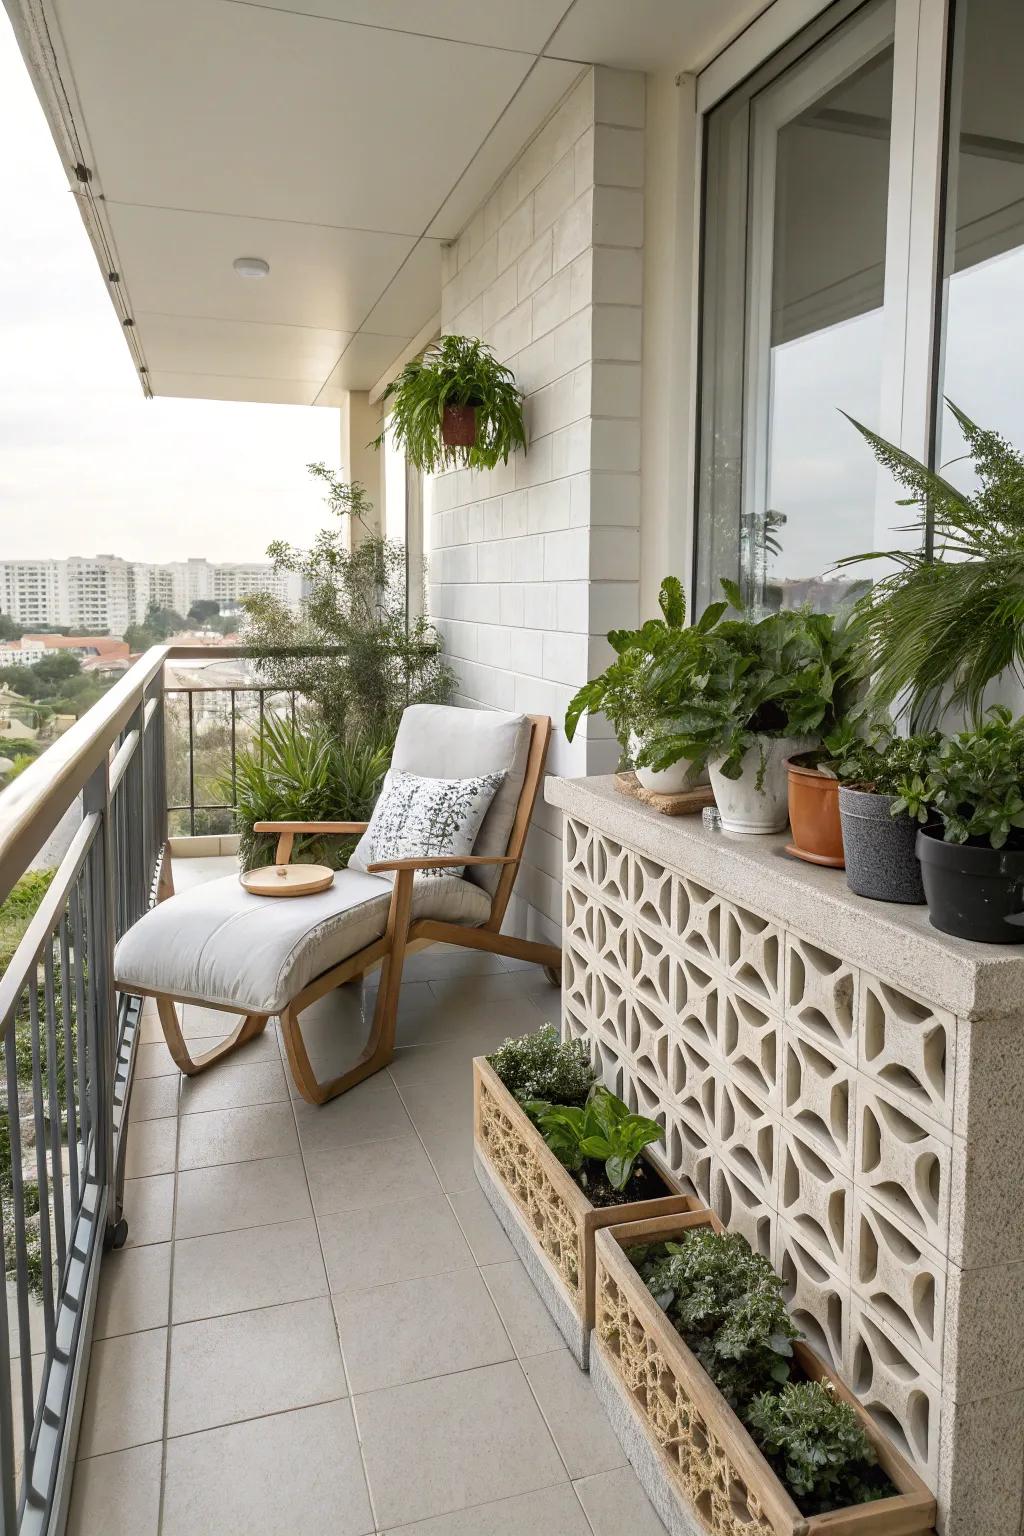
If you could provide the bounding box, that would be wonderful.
[25,0,762,405]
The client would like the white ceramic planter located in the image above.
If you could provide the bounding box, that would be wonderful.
[709,734,814,834]
[629,733,706,794]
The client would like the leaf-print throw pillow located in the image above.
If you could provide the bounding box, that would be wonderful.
[362,770,506,879]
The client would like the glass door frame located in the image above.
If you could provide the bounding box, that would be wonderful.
[690,0,952,608]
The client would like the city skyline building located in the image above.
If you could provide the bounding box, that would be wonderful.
[0,553,303,634]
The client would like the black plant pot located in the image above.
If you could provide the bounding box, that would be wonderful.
[917,826,1024,943]
[838,785,925,904]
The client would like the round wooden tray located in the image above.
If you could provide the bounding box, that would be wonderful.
[240,864,335,898]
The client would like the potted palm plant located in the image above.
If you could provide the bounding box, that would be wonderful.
[642,583,857,834]
[893,707,1024,941]
[838,400,1024,727]
[565,577,724,792]
[375,335,526,472]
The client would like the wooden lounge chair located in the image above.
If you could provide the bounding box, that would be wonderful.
[114,705,560,1104]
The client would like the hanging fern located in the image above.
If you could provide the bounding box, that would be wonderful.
[375,335,527,473]
[838,399,1024,728]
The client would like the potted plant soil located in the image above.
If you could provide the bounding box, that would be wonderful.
[893,707,1024,941]
[473,1025,698,1367]
[785,750,844,867]
[566,577,721,797]
[592,1210,935,1535]
[825,728,940,903]
[375,334,526,471]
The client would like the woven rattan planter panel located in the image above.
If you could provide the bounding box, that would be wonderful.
[593,1212,936,1536]
[472,1056,697,1366]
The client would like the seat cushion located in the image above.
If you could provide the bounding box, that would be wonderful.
[113,866,490,1015]
[352,704,533,898]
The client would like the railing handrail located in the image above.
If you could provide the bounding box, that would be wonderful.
[0,643,273,908]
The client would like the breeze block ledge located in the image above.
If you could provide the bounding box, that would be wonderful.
[545,773,1024,1536]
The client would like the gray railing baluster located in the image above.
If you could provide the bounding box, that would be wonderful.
[27,977,56,1360]
[4,1025,35,1466]
[42,945,66,1280]
[0,1188,16,1532]
[58,913,80,1215]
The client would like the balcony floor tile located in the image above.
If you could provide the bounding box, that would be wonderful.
[73,876,668,1533]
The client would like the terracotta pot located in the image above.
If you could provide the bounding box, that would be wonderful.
[441,403,478,447]
[786,753,844,867]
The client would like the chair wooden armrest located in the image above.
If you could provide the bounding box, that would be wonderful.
[365,853,516,873]
[252,820,370,866]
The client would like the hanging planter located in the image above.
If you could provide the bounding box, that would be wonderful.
[375,335,526,472]
[441,403,478,448]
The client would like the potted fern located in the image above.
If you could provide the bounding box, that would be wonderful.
[375,335,526,471]
[838,400,1024,727]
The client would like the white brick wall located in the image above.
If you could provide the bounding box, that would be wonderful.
[432,67,645,943]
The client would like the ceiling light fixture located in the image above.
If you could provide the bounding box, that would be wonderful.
[233,256,270,279]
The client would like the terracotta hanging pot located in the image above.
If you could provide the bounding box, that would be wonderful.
[786,752,845,866]
[441,403,478,447]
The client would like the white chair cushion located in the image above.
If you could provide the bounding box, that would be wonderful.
[114,867,490,1015]
[354,704,533,898]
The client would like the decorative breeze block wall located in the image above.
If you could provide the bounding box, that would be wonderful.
[557,807,1024,1535]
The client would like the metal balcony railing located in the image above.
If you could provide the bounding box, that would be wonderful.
[0,643,277,1534]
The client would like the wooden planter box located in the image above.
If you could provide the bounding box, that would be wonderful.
[472,1056,698,1367]
[592,1211,936,1536]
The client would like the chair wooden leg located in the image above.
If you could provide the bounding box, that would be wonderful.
[279,870,415,1106]
[155,996,269,1075]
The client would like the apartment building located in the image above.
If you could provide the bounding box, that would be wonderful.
[0,554,302,633]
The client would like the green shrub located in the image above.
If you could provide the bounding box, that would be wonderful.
[488,1024,595,1107]
[221,713,391,871]
[821,722,941,795]
[242,468,454,744]
[528,1089,662,1194]
[638,1230,799,1410]
[746,1380,887,1514]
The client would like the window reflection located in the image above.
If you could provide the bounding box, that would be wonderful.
[939,0,1024,489]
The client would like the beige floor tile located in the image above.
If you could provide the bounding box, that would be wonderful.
[175,1153,312,1238]
[448,1187,515,1266]
[401,946,507,980]
[187,1030,282,1062]
[335,1268,512,1393]
[574,1467,668,1536]
[523,1349,627,1478]
[163,1399,373,1536]
[292,1073,412,1153]
[177,1101,299,1170]
[387,1017,536,1086]
[172,1217,327,1322]
[419,1127,477,1194]
[128,1073,179,1122]
[426,971,556,1009]
[304,1134,440,1217]
[124,1117,177,1179]
[319,1193,475,1294]
[167,1296,346,1436]
[134,1041,179,1078]
[481,1261,564,1358]
[77,1328,167,1457]
[394,1076,474,1138]
[181,1002,269,1040]
[94,1243,172,1340]
[357,1361,565,1528]
[384,1482,590,1535]
[122,1173,174,1248]
[68,1442,162,1536]
[178,1058,289,1115]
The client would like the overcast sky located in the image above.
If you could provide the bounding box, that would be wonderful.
[0,13,340,566]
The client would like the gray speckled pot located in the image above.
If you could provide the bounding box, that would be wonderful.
[838,785,925,904]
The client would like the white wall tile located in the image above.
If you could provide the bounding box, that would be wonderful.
[594,67,645,130]
[592,247,643,306]
[553,189,595,273]
[593,305,643,362]
[532,268,574,340]
[481,268,518,333]
[535,153,575,235]
[497,199,535,271]
[517,231,554,301]
[593,187,644,248]
[595,124,645,188]
[591,361,642,418]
